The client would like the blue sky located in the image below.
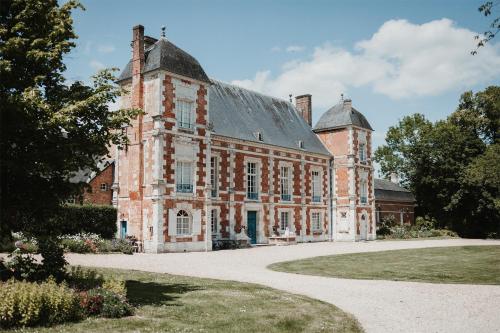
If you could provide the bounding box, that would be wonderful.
[67,0,500,169]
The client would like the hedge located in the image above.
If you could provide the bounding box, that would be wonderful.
[53,205,117,239]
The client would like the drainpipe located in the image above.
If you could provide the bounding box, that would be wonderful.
[328,158,334,241]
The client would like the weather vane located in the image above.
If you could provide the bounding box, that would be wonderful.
[161,26,166,38]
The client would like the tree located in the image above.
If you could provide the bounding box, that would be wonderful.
[374,86,499,237]
[472,1,500,55]
[0,0,139,278]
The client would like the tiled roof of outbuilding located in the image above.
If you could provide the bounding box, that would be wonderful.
[118,38,210,83]
[374,178,415,202]
[314,101,373,132]
[209,80,331,156]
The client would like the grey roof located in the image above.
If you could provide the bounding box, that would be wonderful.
[314,102,373,132]
[209,80,331,156]
[69,160,114,184]
[374,178,415,202]
[118,38,210,83]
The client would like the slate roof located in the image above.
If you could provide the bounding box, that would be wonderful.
[314,101,373,132]
[209,80,331,156]
[69,160,114,184]
[374,178,415,202]
[117,37,210,83]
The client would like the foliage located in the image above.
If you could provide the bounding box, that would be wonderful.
[54,205,118,239]
[4,250,42,281]
[66,266,104,291]
[0,278,81,328]
[98,289,134,318]
[374,86,500,238]
[472,1,500,54]
[0,0,140,276]
[79,289,104,316]
[102,277,127,296]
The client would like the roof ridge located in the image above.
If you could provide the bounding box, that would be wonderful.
[210,79,295,108]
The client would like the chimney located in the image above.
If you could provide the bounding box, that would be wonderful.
[390,172,399,184]
[132,25,144,109]
[295,94,312,126]
[343,98,352,110]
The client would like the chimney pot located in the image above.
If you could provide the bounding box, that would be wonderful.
[343,98,352,109]
[295,94,312,126]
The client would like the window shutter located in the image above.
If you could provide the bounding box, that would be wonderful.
[168,209,177,236]
[192,210,202,234]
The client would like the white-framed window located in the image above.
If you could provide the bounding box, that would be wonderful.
[100,183,107,191]
[312,170,321,202]
[210,156,218,198]
[359,143,367,162]
[312,212,321,231]
[280,211,289,232]
[66,197,76,204]
[247,162,258,200]
[176,161,193,193]
[177,100,194,129]
[211,209,217,235]
[360,180,368,204]
[280,166,291,201]
[176,210,191,235]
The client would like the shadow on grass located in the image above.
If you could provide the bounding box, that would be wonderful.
[125,280,203,307]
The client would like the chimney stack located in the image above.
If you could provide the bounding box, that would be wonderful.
[295,94,312,126]
[343,98,352,110]
[390,172,399,184]
[132,25,144,110]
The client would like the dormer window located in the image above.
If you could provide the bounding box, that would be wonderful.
[254,132,263,142]
[177,100,194,130]
[297,140,304,149]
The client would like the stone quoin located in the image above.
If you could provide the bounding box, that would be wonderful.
[98,25,415,252]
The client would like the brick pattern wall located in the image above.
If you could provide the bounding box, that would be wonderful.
[83,164,114,205]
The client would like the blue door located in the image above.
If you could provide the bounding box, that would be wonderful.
[120,221,127,239]
[247,211,257,244]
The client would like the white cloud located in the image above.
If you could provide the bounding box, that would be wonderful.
[232,19,500,107]
[89,60,105,71]
[286,45,305,53]
[97,44,116,54]
[270,46,281,52]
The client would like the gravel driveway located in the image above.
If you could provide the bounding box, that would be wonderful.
[66,238,500,333]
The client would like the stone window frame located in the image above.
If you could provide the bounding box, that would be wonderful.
[310,210,323,232]
[210,154,219,198]
[176,209,191,236]
[359,169,369,205]
[244,156,262,201]
[278,160,293,202]
[358,130,368,163]
[210,207,219,238]
[175,98,195,131]
[310,166,323,204]
[175,160,194,194]
[277,207,295,235]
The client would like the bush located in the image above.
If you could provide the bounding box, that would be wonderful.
[102,277,126,296]
[66,266,104,291]
[79,289,104,316]
[4,250,42,281]
[99,289,133,318]
[53,204,117,239]
[0,278,81,328]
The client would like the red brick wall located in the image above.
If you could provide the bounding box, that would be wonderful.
[83,164,114,205]
[376,200,415,225]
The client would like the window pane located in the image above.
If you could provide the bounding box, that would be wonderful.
[247,162,258,199]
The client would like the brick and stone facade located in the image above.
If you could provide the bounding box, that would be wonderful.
[109,25,410,252]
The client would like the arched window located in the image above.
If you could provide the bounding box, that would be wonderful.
[176,210,191,235]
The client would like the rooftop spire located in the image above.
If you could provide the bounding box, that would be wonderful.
[161,25,166,38]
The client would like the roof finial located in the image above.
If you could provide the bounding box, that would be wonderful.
[161,25,166,38]
[341,93,344,101]
[289,94,292,103]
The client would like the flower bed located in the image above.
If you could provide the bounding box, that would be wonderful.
[0,262,133,328]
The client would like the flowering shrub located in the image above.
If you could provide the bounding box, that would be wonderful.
[0,278,81,328]
[79,289,104,316]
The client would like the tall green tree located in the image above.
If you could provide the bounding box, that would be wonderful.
[0,0,139,278]
[375,86,499,237]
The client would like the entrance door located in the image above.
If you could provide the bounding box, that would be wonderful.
[247,211,257,244]
[360,215,367,240]
[120,220,127,239]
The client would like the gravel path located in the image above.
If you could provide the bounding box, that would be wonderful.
[66,238,500,333]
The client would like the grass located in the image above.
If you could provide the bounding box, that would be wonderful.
[5,268,362,333]
[269,246,500,285]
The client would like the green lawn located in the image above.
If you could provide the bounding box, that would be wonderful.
[6,268,362,333]
[269,246,500,285]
